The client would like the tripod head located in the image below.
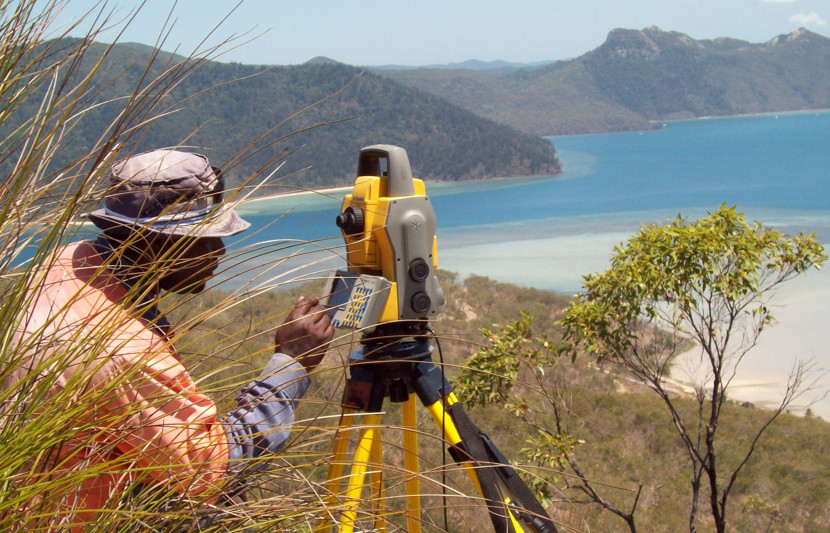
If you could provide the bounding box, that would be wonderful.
[323,145,444,334]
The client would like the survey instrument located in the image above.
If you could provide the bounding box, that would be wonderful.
[319,145,557,532]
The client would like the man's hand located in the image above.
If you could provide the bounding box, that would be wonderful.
[274,296,334,371]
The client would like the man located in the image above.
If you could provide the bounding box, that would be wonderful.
[5,149,334,529]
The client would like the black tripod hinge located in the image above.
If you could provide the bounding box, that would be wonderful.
[445,438,512,477]
[412,360,453,406]
[447,441,472,465]
[342,379,374,411]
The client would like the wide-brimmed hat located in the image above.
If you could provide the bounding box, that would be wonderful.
[86,149,251,238]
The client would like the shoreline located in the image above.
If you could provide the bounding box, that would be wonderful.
[237,169,567,207]
[659,107,830,125]
[238,185,353,205]
[547,107,830,139]
[236,144,569,207]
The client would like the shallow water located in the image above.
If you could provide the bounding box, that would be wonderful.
[226,111,830,418]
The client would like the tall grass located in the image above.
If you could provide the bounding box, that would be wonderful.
[0,1,348,530]
[0,3,549,531]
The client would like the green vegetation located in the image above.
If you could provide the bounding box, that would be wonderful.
[0,39,560,193]
[454,206,828,532]
[378,27,830,136]
[168,268,830,532]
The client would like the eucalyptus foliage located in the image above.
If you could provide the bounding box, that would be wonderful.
[563,204,826,366]
[561,204,827,532]
[455,313,640,531]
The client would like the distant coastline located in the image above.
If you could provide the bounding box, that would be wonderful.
[657,107,830,126]
[550,108,830,139]
[234,172,565,214]
[239,185,352,204]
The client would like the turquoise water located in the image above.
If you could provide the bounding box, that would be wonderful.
[438,111,830,292]
[231,111,830,418]
[10,112,826,415]
[234,110,830,293]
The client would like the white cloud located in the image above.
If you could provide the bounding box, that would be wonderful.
[757,0,800,4]
[790,11,828,26]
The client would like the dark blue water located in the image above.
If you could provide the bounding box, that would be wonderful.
[548,112,830,213]
[240,110,830,247]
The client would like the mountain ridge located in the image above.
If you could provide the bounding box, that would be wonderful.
[376,27,830,135]
[370,58,555,73]
[7,27,827,191]
[0,39,561,192]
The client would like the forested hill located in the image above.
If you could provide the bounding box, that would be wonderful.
[377,27,830,136]
[2,40,560,191]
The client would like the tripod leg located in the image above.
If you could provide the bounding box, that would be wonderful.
[324,407,357,492]
[413,360,558,532]
[402,393,422,533]
[425,392,484,494]
[426,393,540,533]
[319,407,358,531]
[369,425,387,532]
[337,413,381,532]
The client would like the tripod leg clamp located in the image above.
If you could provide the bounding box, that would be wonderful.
[447,403,559,533]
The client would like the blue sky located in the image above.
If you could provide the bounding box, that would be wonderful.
[49,0,830,66]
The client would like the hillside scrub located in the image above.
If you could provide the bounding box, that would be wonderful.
[174,272,830,532]
[443,269,828,531]
[3,3,828,531]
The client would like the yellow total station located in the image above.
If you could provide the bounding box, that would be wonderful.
[334,145,444,325]
[319,146,559,533]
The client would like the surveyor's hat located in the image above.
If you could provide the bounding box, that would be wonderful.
[86,149,250,238]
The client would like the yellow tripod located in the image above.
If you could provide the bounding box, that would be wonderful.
[317,325,558,533]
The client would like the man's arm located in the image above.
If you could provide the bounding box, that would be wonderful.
[106,297,332,491]
[224,296,334,463]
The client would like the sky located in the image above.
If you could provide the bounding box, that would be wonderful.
[47,0,830,67]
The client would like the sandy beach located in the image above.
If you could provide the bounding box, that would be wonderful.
[234,185,352,215]
[221,164,830,421]
[439,210,830,419]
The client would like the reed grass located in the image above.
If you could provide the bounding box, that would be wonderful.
[0,1,349,530]
[0,3,552,531]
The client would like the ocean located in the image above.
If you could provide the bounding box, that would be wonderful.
[229,110,830,418]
